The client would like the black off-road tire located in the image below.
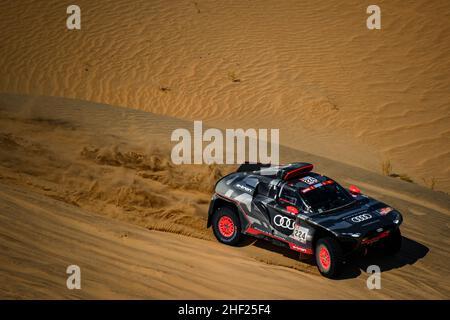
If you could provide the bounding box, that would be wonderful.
[315,237,344,278]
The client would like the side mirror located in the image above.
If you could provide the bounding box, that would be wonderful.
[349,185,361,195]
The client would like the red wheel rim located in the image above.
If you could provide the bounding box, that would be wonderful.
[319,246,331,270]
[218,216,235,238]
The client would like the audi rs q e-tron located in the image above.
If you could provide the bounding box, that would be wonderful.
[207,162,403,278]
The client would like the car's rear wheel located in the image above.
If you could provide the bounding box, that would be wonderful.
[315,237,343,278]
[212,206,241,246]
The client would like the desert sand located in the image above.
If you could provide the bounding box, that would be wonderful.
[0,0,449,192]
[0,0,449,299]
[0,94,449,299]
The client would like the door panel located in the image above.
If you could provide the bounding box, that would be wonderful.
[249,194,273,233]
[266,202,297,236]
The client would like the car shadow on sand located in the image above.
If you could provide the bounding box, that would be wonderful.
[240,236,429,280]
[337,236,429,280]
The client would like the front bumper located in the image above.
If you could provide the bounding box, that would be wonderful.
[337,222,402,255]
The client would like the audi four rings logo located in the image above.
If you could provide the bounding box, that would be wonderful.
[351,213,372,223]
[274,215,296,230]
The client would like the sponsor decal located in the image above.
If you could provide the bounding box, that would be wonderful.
[235,183,253,193]
[300,179,334,193]
[361,230,390,245]
[273,215,295,230]
[300,176,319,185]
[289,243,313,254]
[351,213,372,223]
[378,207,393,216]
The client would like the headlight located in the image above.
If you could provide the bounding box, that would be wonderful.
[393,212,401,224]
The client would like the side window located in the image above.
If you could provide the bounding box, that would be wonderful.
[255,181,270,197]
[245,177,259,188]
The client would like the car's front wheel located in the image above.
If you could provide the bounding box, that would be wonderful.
[212,206,242,246]
[315,237,343,278]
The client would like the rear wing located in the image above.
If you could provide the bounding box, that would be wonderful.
[277,163,313,180]
[236,162,314,181]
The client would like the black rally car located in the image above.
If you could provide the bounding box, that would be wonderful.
[207,162,403,278]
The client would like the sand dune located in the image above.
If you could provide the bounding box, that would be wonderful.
[0,94,449,299]
[0,0,449,191]
[0,182,400,299]
[0,182,336,299]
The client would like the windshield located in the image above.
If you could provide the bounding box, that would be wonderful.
[301,183,354,213]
